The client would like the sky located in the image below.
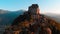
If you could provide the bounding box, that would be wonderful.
[0,0,60,14]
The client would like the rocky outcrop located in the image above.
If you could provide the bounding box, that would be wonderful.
[3,11,60,34]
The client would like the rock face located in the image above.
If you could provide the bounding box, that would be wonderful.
[3,11,60,34]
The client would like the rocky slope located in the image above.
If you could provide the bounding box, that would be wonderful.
[3,11,60,34]
[0,9,60,34]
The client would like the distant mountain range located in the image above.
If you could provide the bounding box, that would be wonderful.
[44,13,60,23]
[0,10,25,25]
